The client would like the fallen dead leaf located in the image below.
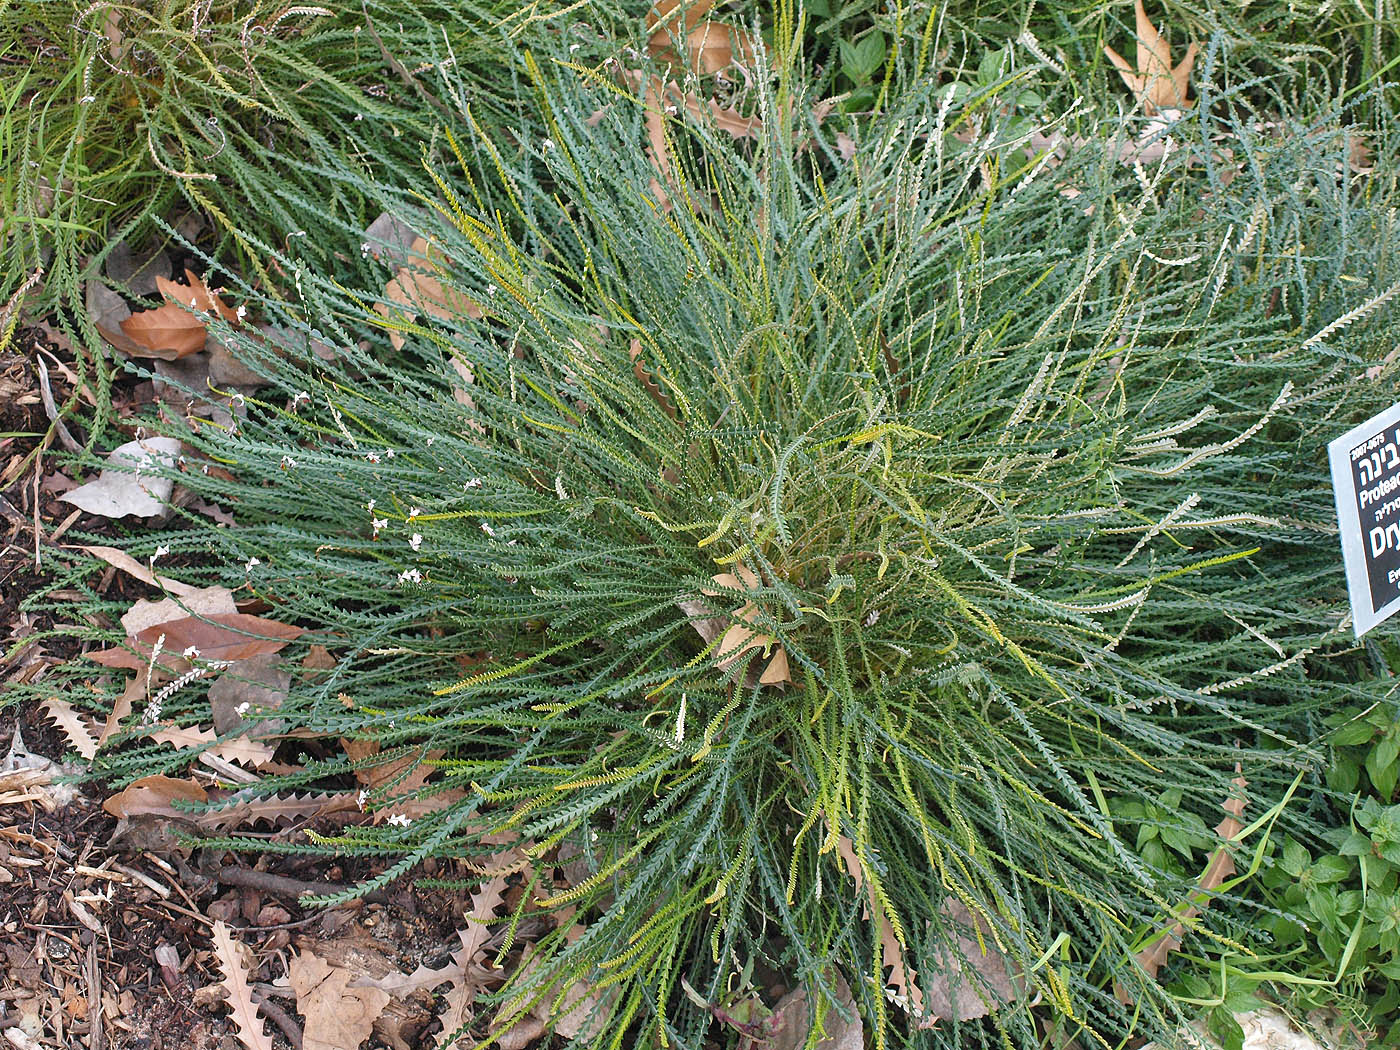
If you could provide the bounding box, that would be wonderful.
[645,0,715,50]
[766,971,863,1050]
[73,544,203,597]
[155,269,241,325]
[118,301,208,359]
[86,281,147,355]
[132,612,304,665]
[342,738,465,822]
[120,585,238,638]
[210,921,275,1050]
[208,653,290,737]
[103,775,208,819]
[41,699,99,761]
[374,236,483,351]
[698,564,791,684]
[289,948,392,1050]
[1103,0,1197,115]
[1129,770,1248,990]
[105,239,170,297]
[60,436,181,520]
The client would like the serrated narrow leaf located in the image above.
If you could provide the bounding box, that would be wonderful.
[211,921,275,1050]
[42,698,99,760]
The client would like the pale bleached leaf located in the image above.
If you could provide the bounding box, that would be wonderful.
[211,920,276,1050]
[42,698,100,760]
[60,437,180,520]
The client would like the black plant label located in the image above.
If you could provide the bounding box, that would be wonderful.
[1331,402,1400,636]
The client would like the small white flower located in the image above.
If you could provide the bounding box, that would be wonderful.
[235,304,247,322]
[230,393,245,407]
[398,567,422,584]
[360,241,372,258]
[542,138,555,151]
[182,646,200,659]
[555,475,567,500]
[569,43,581,52]
[244,557,260,573]
[480,521,495,537]
[408,506,421,521]
[151,545,170,562]
[292,390,310,407]
[864,609,880,627]
[384,448,395,458]
[486,284,497,297]
[367,499,376,512]
[357,789,370,809]
[387,813,411,827]
[464,477,483,489]
[280,454,297,469]
[234,701,251,716]
[371,516,388,535]
[79,94,96,104]
[426,435,435,446]
[366,451,381,464]
[409,533,423,551]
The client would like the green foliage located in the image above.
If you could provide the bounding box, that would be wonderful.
[1193,701,1400,1046]
[12,14,1400,1050]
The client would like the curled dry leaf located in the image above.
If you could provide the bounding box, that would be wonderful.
[73,544,203,597]
[118,302,207,359]
[156,269,241,325]
[103,775,208,819]
[375,236,483,351]
[628,338,678,419]
[698,564,792,684]
[60,436,181,520]
[645,0,715,49]
[1127,769,1248,993]
[116,269,241,358]
[684,20,756,75]
[1102,0,1197,115]
[210,921,276,1050]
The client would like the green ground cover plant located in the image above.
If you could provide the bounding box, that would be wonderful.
[6,1,1400,1047]
[15,15,1400,1046]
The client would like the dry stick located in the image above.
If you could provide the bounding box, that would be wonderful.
[35,356,80,453]
[360,2,456,124]
[250,991,304,1050]
[215,866,390,904]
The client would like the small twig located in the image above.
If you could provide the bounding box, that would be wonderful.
[35,357,80,453]
[214,866,389,904]
[250,991,303,1050]
[360,2,454,123]
[85,937,103,1050]
[111,862,172,898]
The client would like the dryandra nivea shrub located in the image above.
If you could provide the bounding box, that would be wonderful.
[67,63,1400,1049]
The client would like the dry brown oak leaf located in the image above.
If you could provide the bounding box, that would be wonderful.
[290,948,392,1050]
